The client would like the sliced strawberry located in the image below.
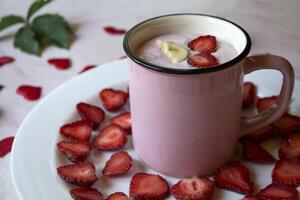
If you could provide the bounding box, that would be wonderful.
[279,134,300,160]
[104,26,127,35]
[111,112,131,134]
[188,35,217,53]
[79,65,96,74]
[274,114,300,136]
[130,172,170,200]
[16,85,42,101]
[0,136,14,157]
[213,161,253,194]
[107,192,131,200]
[102,151,133,176]
[240,139,275,164]
[70,187,104,200]
[272,160,300,186]
[99,88,129,111]
[57,162,97,187]
[60,120,93,142]
[243,82,256,109]
[57,141,91,163]
[0,56,15,66]
[257,184,298,200]
[243,125,275,143]
[171,176,214,200]
[77,102,105,129]
[48,58,71,70]
[93,124,127,151]
[256,96,277,113]
[187,53,218,68]
[242,196,259,200]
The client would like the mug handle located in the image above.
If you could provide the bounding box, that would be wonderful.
[240,54,294,137]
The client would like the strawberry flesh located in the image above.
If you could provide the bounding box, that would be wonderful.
[171,176,214,200]
[257,184,298,200]
[16,85,42,101]
[57,162,97,187]
[107,192,131,200]
[99,88,129,111]
[77,102,105,129]
[93,124,127,151]
[256,96,277,113]
[279,134,300,160]
[240,139,275,164]
[188,35,217,53]
[79,65,96,74]
[274,114,300,136]
[48,58,71,70]
[272,160,300,186]
[102,151,133,176]
[213,161,253,194]
[242,196,259,200]
[243,82,256,109]
[0,56,15,66]
[57,141,91,163]
[104,26,127,35]
[243,125,275,143]
[187,53,218,68]
[111,112,131,134]
[60,120,93,142]
[70,187,104,200]
[0,136,14,157]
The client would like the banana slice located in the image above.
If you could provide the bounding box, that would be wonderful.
[155,40,188,63]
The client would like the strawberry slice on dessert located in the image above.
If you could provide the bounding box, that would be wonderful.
[256,184,298,200]
[70,187,104,200]
[243,82,256,109]
[60,120,93,142]
[130,172,170,200]
[171,176,214,200]
[279,134,300,160]
[242,196,259,200]
[93,124,127,151]
[99,88,129,111]
[111,112,131,134]
[57,162,97,187]
[102,151,133,176]
[57,141,91,163]
[272,160,300,187]
[77,102,105,129]
[213,161,253,195]
[107,192,131,200]
[187,53,218,68]
[242,125,275,143]
[240,139,275,164]
[188,35,217,53]
[256,96,277,113]
[274,114,300,136]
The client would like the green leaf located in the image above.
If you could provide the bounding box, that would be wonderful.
[0,15,24,32]
[26,0,52,21]
[14,26,40,55]
[31,14,72,49]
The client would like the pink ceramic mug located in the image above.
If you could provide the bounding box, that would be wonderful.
[123,14,294,177]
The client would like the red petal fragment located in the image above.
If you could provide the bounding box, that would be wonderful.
[243,82,256,109]
[279,134,300,160]
[0,56,15,66]
[16,85,42,101]
[256,96,277,113]
[241,139,275,164]
[257,184,298,200]
[48,58,71,70]
[102,151,133,177]
[57,141,91,163]
[57,162,97,187]
[104,26,127,35]
[107,192,131,200]
[272,160,300,187]
[93,124,127,151]
[187,53,218,68]
[274,114,300,136]
[243,125,275,143]
[99,88,129,111]
[0,136,14,157]
[60,120,93,142]
[171,177,214,200]
[70,187,104,200]
[213,161,253,195]
[79,65,96,74]
[188,35,217,53]
[111,112,131,134]
[77,102,105,129]
[130,172,170,200]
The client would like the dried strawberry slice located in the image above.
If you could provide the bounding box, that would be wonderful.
[104,26,127,35]
[99,88,129,111]
[79,65,96,74]
[60,120,93,142]
[16,85,42,101]
[256,96,277,113]
[102,151,133,176]
[171,176,214,200]
[130,172,170,200]
[243,125,275,143]
[188,35,217,53]
[279,134,300,160]
[272,160,300,187]
[256,184,298,200]
[48,58,71,70]
[0,56,15,66]
[243,82,256,109]
[187,53,218,68]
[274,114,300,136]
[0,136,14,157]
[77,102,105,129]
[111,112,131,134]
[70,187,104,200]
[107,192,131,200]
[57,141,91,163]
[213,161,253,194]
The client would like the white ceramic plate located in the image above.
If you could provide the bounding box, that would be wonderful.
[11,60,300,200]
